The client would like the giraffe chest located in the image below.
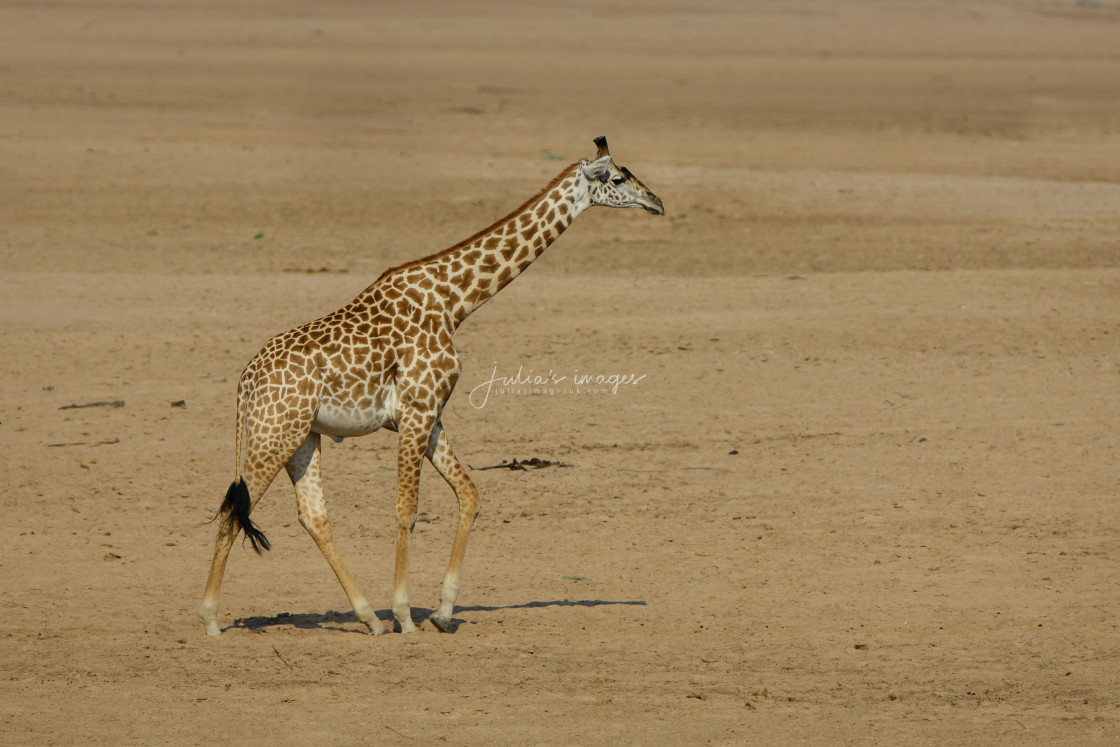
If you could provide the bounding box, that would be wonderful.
[310,382,402,438]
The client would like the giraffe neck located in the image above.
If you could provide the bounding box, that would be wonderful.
[428,164,587,327]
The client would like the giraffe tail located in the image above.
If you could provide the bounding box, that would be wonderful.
[218,478,271,554]
[217,368,269,552]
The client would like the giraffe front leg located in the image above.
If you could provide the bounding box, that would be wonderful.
[425,424,480,633]
[390,407,435,633]
[286,433,386,635]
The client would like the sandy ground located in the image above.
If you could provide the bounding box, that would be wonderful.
[2,1,1120,743]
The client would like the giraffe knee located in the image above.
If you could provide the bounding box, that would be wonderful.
[298,513,332,541]
[461,484,481,525]
[397,493,419,531]
[398,510,418,533]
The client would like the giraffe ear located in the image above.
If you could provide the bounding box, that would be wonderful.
[583,155,611,182]
[593,136,610,159]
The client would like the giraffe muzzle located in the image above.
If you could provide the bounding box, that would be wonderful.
[642,193,666,215]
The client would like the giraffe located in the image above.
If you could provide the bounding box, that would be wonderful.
[198,136,664,636]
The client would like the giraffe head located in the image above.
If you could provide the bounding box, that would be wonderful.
[580,136,665,215]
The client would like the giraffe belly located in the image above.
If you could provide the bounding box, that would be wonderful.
[311,389,400,438]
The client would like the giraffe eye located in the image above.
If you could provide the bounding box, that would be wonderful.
[611,176,625,185]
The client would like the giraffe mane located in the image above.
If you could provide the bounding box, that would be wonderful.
[373,162,580,284]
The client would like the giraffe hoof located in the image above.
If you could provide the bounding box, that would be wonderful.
[429,614,454,633]
[199,608,221,636]
[368,624,391,636]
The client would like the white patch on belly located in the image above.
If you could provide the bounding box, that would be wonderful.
[312,386,399,438]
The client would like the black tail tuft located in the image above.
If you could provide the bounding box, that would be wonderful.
[219,478,271,554]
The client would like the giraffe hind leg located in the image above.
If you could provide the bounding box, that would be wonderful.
[198,419,309,636]
[285,433,386,635]
[199,478,268,636]
[199,514,238,636]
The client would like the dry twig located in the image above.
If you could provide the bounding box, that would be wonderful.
[58,400,125,410]
[471,457,572,471]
